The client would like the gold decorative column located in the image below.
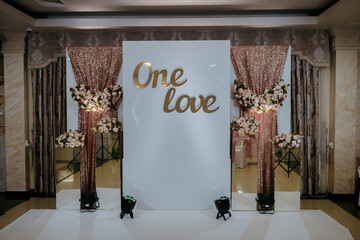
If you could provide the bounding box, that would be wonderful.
[2,32,28,192]
[329,28,360,194]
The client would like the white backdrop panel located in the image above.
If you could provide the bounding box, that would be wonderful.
[66,49,78,132]
[123,41,230,210]
[277,46,291,134]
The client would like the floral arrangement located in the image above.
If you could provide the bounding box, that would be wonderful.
[55,130,85,148]
[92,116,123,133]
[271,133,301,149]
[98,85,123,111]
[233,79,288,113]
[231,116,259,135]
[69,84,122,112]
[69,84,100,112]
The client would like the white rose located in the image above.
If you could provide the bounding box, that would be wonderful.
[113,127,118,132]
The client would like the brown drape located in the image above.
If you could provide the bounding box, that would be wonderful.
[67,46,122,195]
[231,46,288,197]
[32,57,67,194]
[291,55,320,195]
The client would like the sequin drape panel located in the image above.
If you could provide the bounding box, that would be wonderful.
[32,57,67,194]
[67,47,122,194]
[291,55,319,195]
[231,46,288,195]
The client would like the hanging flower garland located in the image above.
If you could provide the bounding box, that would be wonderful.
[70,84,123,113]
[231,116,259,135]
[233,79,288,113]
[92,116,123,133]
[271,133,301,149]
[55,130,85,148]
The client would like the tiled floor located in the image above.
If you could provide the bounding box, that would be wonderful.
[301,199,360,240]
[329,194,360,220]
[0,193,25,216]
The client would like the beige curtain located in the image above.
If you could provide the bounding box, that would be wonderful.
[231,46,288,204]
[291,55,320,195]
[32,57,67,194]
[67,46,122,198]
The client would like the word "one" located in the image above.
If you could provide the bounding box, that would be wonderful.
[133,61,219,114]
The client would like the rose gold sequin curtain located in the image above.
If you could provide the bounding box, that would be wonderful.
[68,46,122,195]
[231,46,288,196]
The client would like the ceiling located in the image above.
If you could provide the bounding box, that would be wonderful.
[0,0,359,31]
[3,0,338,16]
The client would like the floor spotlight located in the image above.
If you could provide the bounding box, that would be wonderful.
[80,192,99,211]
[120,196,136,219]
[256,193,274,213]
[214,196,231,221]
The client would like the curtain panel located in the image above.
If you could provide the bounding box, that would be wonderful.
[291,55,320,196]
[67,46,122,196]
[28,30,330,69]
[32,57,67,194]
[231,46,288,201]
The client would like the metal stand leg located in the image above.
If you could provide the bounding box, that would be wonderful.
[67,150,81,172]
[110,131,121,161]
[96,133,113,166]
[274,149,300,177]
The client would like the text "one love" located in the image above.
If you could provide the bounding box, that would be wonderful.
[133,61,219,114]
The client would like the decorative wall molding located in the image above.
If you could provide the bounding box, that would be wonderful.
[331,28,360,51]
[2,32,26,54]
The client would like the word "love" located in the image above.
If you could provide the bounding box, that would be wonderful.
[133,62,219,114]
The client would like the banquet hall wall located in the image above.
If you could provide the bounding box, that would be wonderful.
[0,28,359,197]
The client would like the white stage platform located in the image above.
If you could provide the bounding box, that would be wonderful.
[0,209,353,240]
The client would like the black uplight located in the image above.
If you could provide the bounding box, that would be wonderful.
[120,196,136,219]
[214,196,231,221]
[256,193,274,213]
